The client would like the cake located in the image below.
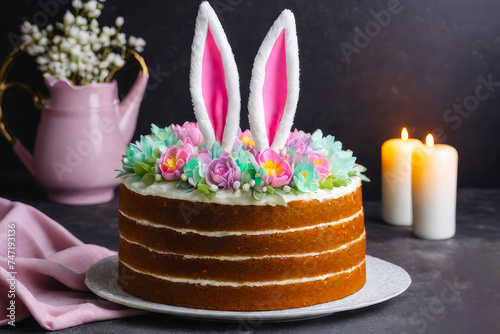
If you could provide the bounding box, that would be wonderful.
[116,2,369,311]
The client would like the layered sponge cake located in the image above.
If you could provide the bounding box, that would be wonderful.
[116,2,369,311]
[118,176,365,310]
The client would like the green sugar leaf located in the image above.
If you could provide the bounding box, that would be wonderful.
[145,156,156,166]
[253,191,267,200]
[141,173,155,186]
[332,178,348,187]
[205,191,217,201]
[133,162,150,176]
[319,177,334,190]
[197,184,210,194]
[254,186,264,193]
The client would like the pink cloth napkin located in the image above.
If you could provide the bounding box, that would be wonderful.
[0,198,145,330]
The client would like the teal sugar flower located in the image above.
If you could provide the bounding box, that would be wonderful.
[308,129,324,151]
[235,147,251,173]
[292,158,319,192]
[117,134,164,178]
[348,163,370,182]
[151,123,178,148]
[326,149,356,180]
[184,158,205,185]
[321,134,356,180]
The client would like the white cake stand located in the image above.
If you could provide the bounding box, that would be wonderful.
[85,255,411,323]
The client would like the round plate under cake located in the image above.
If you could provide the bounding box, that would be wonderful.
[85,255,411,322]
[118,176,367,311]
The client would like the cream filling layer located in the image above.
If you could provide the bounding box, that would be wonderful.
[120,230,366,261]
[120,259,365,287]
[119,208,364,237]
[123,175,361,206]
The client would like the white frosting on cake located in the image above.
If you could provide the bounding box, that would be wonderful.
[122,175,361,206]
[119,208,363,236]
[120,230,365,261]
[120,259,365,287]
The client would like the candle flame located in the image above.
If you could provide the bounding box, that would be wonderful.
[426,134,434,147]
[401,127,409,142]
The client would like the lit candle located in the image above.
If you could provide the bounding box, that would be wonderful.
[381,128,423,226]
[411,134,458,240]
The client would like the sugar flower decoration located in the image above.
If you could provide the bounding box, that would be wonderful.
[172,121,204,147]
[151,124,178,148]
[183,158,206,185]
[205,151,241,190]
[257,148,293,187]
[293,158,319,192]
[238,129,255,149]
[116,3,370,200]
[286,129,310,162]
[159,141,195,181]
[305,151,330,181]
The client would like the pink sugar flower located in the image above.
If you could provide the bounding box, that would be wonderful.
[258,148,293,187]
[172,121,204,146]
[238,129,255,149]
[286,129,309,162]
[306,150,330,180]
[159,141,195,180]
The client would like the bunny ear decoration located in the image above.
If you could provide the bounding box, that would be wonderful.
[190,2,241,151]
[248,9,300,152]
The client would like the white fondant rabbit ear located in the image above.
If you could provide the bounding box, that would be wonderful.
[190,1,240,151]
[248,9,300,152]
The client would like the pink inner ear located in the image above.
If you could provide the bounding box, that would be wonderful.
[263,29,287,146]
[202,27,228,144]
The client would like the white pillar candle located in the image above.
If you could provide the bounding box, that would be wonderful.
[411,134,458,240]
[382,128,422,226]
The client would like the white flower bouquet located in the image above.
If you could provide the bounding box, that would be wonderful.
[20,0,146,85]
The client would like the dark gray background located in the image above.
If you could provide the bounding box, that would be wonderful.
[1,0,500,200]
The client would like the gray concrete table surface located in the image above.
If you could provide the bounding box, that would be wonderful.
[0,174,499,334]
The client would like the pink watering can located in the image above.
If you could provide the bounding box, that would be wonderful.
[0,45,149,205]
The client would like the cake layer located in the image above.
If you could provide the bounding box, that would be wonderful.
[118,260,366,311]
[119,178,363,232]
[118,209,365,256]
[119,230,366,282]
